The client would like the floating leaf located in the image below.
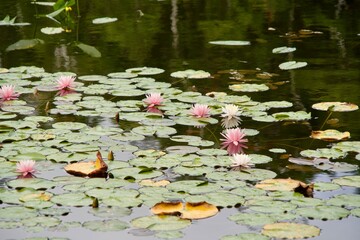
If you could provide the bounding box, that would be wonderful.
[170,69,210,79]
[272,46,296,54]
[126,67,165,75]
[229,83,269,92]
[279,61,308,70]
[76,42,101,58]
[64,151,108,178]
[300,148,345,159]
[52,121,87,130]
[262,223,320,239]
[326,194,360,208]
[131,215,191,231]
[83,219,129,231]
[0,206,38,220]
[221,233,270,240]
[209,40,250,46]
[296,205,349,220]
[332,175,360,188]
[92,17,118,24]
[312,102,358,112]
[180,202,218,219]
[51,192,93,207]
[6,39,44,51]
[311,129,350,141]
[40,27,64,35]
[229,212,278,226]
[7,178,56,190]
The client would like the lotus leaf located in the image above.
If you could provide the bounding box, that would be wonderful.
[229,83,269,92]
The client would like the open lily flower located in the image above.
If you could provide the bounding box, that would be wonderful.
[221,104,241,121]
[0,85,20,101]
[144,93,164,108]
[190,104,210,118]
[231,153,253,170]
[56,76,76,90]
[16,160,36,177]
[221,128,248,155]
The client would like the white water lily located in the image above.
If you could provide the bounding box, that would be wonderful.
[221,104,241,121]
[231,153,252,169]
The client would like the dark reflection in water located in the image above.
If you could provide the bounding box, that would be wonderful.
[0,0,359,239]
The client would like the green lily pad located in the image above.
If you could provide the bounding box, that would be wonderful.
[221,233,270,240]
[155,231,184,239]
[209,40,250,46]
[170,69,211,79]
[126,67,165,75]
[262,223,320,239]
[52,122,87,130]
[300,148,345,159]
[272,46,296,54]
[247,200,297,214]
[51,192,93,207]
[332,175,360,187]
[131,215,191,231]
[314,181,340,191]
[332,141,360,153]
[0,112,17,120]
[88,206,131,218]
[296,205,349,220]
[92,17,118,24]
[83,219,129,231]
[351,208,360,218]
[279,61,308,70]
[21,216,61,228]
[229,84,269,92]
[6,39,44,52]
[229,212,278,226]
[327,194,360,208]
[41,27,64,35]
[7,178,57,190]
[0,206,38,220]
[272,111,311,121]
[250,154,272,164]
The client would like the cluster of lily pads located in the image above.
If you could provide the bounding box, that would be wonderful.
[0,65,360,239]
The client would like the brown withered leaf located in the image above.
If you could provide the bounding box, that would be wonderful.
[64,151,108,178]
[311,129,350,141]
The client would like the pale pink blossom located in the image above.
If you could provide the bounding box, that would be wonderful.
[0,85,20,101]
[16,160,36,177]
[144,93,164,107]
[56,76,76,90]
[231,153,252,169]
[221,128,248,155]
[190,104,210,118]
[146,106,163,115]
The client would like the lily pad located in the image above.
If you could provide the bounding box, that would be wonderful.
[83,219,129,231]
[296,205,349,220]
[262,223,320,239]
[229,84,269,92]
[92,17,118,24]
[312,102,358,112]
[41,27,64,35]
[332,175,360,188]
[272,46,296,54]
[279,61,308,70]
[131,215,191,231]
[209,40,250,46]
[326,194,360,208]
[311,129,350,141]
[170,69,211,79]
[51,192,93,207]
[126,67,165,75]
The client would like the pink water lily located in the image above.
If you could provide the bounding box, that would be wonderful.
[16,160,36,177]
[144,93,164,107]
[0,85,20,101]
[190,104,210,118]
[221,128,248,155]
[56,76,76,90]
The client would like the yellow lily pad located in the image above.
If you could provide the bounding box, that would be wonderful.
[262,222,320,239]
[255,178,314,197]
[312,102,358,112]
[151,201,219,220]
[64,151,108,178]
[311,129,350,141]
[139,179,170,187]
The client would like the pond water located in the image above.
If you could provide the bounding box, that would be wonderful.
[1,0,360,239]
